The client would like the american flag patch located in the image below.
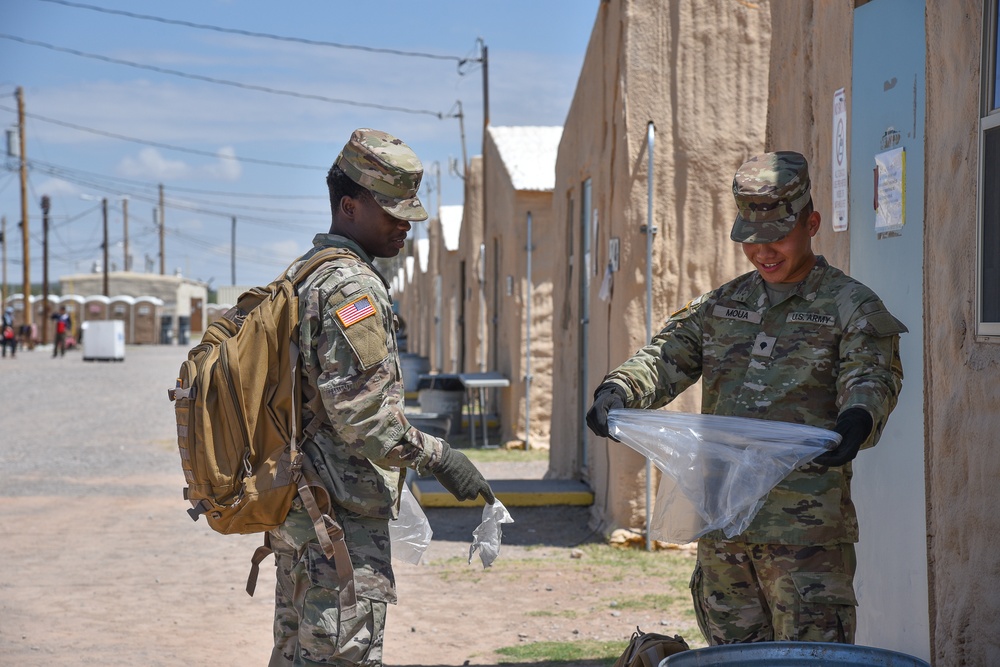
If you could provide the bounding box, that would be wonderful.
[336,296,376,327]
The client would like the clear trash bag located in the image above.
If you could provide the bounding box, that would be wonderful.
[389,484,434,564]
[608,409,841,544]
[468,499,514,568]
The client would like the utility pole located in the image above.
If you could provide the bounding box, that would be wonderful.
[231,216,236,285]
[101,197,108,296]
[158,184,165,275]
[435,161,442,216]
[41,195,50,345]
[481,40,489,130]
[1,216,7,304]
[17,86,31,332]
[121,196,129,271]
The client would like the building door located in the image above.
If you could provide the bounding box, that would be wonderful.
[190,297,203,332]
[849,0,929,659]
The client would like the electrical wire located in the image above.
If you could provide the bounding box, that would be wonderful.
[32,0,466,63]
[0,34,456,118]
[25,158,321,228]
[0,103,326,170]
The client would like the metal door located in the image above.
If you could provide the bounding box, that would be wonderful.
[850,0,929,659]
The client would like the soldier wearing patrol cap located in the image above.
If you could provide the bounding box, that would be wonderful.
[587,151,906,645]
[268,129,493,667]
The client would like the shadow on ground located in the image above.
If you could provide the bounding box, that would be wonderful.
[423,505,603,548]
[390,662,612,667]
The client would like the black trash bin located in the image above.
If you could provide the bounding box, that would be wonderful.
[416,374,465,435]
[160,315,174,345]
[177,316,190,346]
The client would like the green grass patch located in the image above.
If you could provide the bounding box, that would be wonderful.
[495,640,625,665]
[612,592,683,610]
[525,609,579,619]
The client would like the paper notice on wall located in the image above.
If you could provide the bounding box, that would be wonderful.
[598,262,613,302]
[831,88,849,232]
[874,147,905,234]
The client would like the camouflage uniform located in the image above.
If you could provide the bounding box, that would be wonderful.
[598,152,906,645]
[269,129,442,667]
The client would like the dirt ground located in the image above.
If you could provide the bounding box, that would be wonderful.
[0,344,699,666]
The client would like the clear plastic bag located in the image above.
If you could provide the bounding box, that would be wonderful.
[468,500,514,568]
[389,484,434,564]
[608,409,840,544]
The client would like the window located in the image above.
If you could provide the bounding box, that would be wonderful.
[978,0,1000,337]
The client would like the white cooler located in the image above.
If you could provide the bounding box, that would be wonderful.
[83,320,125,362]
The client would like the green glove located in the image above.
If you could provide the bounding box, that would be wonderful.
[432,442,495,503]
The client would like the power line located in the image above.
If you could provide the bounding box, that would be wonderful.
[33,0,467,64]
[0,103,325,170]
[26,159,321,230]
[0,33,455,118]
[22,156,324,201]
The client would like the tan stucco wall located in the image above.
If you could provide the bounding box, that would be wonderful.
[481,133,555,448]
[551,0,772,531]
[765,1,853,271]
[437,245,463,374]
[924,3,1000,664]
[767,2,1000,662]
[459,157,487,374]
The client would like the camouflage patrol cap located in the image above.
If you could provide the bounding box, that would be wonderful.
[730,151,811,243]
[335,128,428,221]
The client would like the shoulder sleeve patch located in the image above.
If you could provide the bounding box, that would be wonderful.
[859,311,908,337]
[668,293,708,321]
[336,295,376,327]
[331,290,388,370]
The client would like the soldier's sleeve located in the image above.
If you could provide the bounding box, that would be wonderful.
[601,294,707,409]
[314,271,440,474]
[837,297,907,449]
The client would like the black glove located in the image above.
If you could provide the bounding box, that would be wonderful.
[432,442,495,504]
[585,383,626,438]
[814,408,873,467]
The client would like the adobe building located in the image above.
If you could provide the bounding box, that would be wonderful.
[435,204,464,373]
[549,0,772,534]
[763,1,1000,662]
[480,126,562,449]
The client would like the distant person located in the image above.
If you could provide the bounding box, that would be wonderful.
[2,306,16,358]
[52,306,71,357]
[586,151,906,645]
[268,128,494,667]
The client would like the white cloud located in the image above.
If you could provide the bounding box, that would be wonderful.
[263,238,305,263]
[115,146,243,182]
[117,147,191,180]
[201,146,242,181]
[35,177,79,197]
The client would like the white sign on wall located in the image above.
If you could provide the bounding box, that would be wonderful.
[874,147,906,235]
[832,88,849,232]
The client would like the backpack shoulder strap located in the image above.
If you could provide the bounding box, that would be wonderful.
[289,247,354,288]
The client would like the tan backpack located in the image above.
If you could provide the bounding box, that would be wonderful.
[613,628,690,667]
[168,248,357,617]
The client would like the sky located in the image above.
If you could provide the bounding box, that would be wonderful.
[0,0,596,291]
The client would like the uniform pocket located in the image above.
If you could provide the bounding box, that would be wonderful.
[298,543,384,665]
[689,561,712,644]
[790,572,858,606]
[790,571,857,643]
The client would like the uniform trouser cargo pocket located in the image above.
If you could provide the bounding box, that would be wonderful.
[270,537,386,667]
[692,539,857,645]
[788,571,857,643]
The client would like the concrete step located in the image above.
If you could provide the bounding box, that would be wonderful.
[410,476,594,509]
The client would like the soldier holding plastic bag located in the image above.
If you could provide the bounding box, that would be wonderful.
[586,151,905,646]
